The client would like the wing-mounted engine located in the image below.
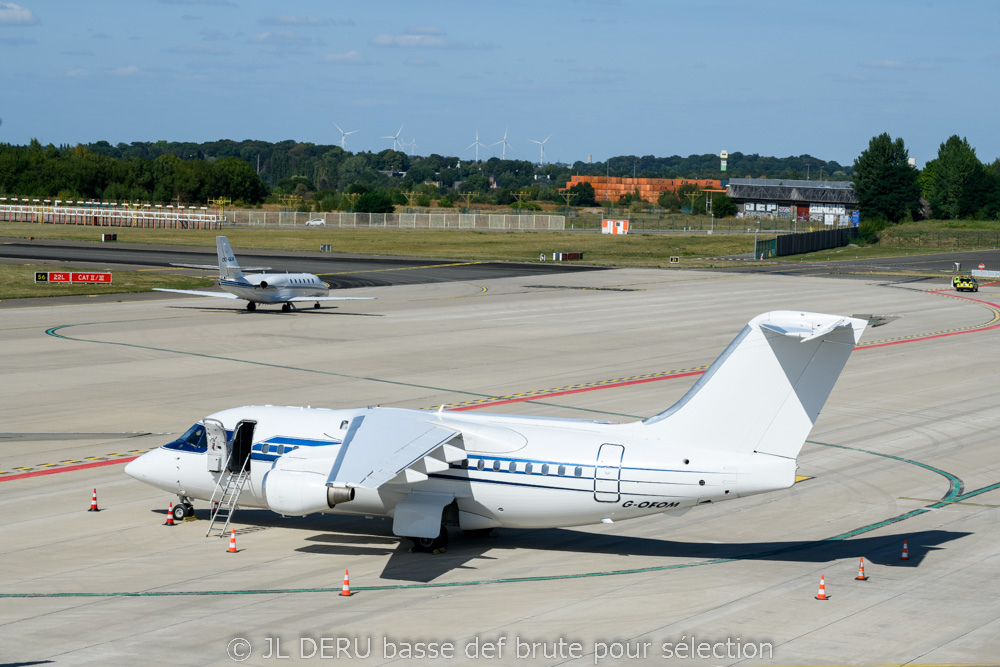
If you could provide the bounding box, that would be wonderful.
[263,445,352,516]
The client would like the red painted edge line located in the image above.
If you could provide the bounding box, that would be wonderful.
[450,371,706,411]
[0,456,138,483]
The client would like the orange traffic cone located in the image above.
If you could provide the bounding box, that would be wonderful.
[88,489,99,512]
[815,574,829,600]
[901,539,909,561]
[340,569,352,596]
[855,557,869,581]
[164,502,175,526]
[227,528,238,553]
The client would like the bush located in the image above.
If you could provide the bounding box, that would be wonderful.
[438,196,453,208]
[858,217,891,245]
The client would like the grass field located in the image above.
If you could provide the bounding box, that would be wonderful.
[0,222,758,267]
[0,262,212,300]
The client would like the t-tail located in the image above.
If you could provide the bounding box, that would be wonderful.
[216,236,246,282]
[642,311,868,463]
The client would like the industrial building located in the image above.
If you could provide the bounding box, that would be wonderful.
[562,175,722,204]
[726,178,858,226]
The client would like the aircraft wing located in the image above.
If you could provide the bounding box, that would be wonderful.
[288,296,375,302]
[327,408,465,490]
[152,288,240,299]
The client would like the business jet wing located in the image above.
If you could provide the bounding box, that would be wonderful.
[169,263,272,271]
[327,408,465,490]
[152,288,240,299]
[288,296,376,302]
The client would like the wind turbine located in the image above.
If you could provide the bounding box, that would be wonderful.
[492,128,512,160]
[407,137,417,156]
[529,135,551,165]
[381,125,404,151]
[333,121,358,150]
[466,129,489,162]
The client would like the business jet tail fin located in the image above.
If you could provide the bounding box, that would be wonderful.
[216,236,245,282]
[642,311,870,460]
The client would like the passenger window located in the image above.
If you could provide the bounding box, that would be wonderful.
[525,462,533,474]
[492,460,501,471]
[477,459,485,471]
[558,465,566,476]
[276,445,285,455]
[541,464,549,475]
[461,459,469,469]
[508,461,517,473]
[575,466,583,477]
[261,443,269,454]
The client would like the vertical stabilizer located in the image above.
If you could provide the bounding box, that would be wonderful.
[642,311,867,459]
[216,236,245,282]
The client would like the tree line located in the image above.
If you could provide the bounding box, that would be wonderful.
[0,137,852,213]
[853,133,1000,227]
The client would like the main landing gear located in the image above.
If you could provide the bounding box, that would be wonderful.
[409,526,449,554]
[281,303,292,312]
[245,302,256,312]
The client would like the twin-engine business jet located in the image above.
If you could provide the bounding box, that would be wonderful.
[126,311,871,551]
[154,236,372,312]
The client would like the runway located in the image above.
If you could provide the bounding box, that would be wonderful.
[1,267,998,665]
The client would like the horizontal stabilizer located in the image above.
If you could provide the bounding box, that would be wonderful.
[170,263,272,271]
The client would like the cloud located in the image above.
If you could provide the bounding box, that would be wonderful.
[250,30,320,46]
[165,43,230,55]
[371,27,497,50]
[113,65,140,76]
[199,26,228,41]
[0,34,34,45]
[160,0,237,6]
[404,57,438,67]
[260,14,331,27]
[0,2,38,26]
[324,49,366,64]
[66,68,87,77]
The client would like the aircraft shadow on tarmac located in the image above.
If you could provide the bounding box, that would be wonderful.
[186,510,970,583]
[160,304,383,317]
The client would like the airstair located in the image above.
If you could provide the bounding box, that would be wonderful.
[205,453,251,537]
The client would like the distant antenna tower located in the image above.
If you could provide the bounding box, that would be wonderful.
[529,135,551,166]
[466,130,488,162]
[333,121,358,150]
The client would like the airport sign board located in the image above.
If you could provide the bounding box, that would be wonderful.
[35,271,113,284]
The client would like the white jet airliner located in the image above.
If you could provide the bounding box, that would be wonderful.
[154,236,373,312]
[126,311,872,551]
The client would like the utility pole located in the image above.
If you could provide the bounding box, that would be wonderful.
[402,191,419,212]
[341,193,359,212]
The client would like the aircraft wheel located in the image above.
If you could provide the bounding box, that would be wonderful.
[282,303,291,312]
[314,302,321,309]
[172,503,189,522]
[411,526,449,553]
[246,302,256,312]
[182,502,195,518]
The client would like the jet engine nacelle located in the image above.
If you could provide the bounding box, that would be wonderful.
[262,469,354,516]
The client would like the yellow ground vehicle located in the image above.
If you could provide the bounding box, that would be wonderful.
[953,275,979,292]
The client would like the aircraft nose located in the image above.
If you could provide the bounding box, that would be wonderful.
[125,450,159,483]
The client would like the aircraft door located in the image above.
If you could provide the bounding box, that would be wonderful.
[594,443,625,502]
[228,420,256,474]
[205,418,228,473]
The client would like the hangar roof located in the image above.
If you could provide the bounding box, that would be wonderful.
[726,178,857,205]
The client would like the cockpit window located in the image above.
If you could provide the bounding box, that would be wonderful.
[181,423,207,448]
[163,423,208,452]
